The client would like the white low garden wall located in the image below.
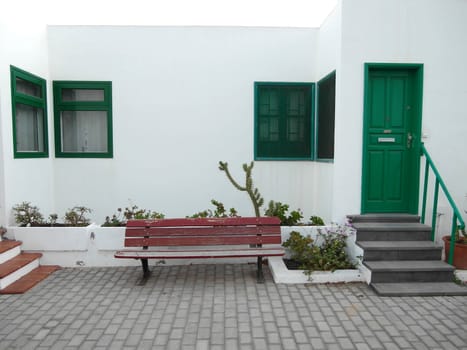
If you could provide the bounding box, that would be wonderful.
[5,225,364,270]
[6,224,257,267]
[8,224,466,284]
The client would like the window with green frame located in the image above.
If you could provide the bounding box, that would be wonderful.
[254,82,314,160]
[53,81,113,158]
[316,71,336,161]
[10,66,48,158]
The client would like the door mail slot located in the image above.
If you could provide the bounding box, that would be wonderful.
[370,134,402,145]
[378,137,396,143]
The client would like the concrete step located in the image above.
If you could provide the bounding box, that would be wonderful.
[0,265,60,294]
[0,252,42,289]
[348,214,420,223]
[353,222,431,241]
[371,282,467,296]
[0,240,22,264]
[364,260,455,283]
[357,241,443,261]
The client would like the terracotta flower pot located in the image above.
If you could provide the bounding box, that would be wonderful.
[442,236,467,269]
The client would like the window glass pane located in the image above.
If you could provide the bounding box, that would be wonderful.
[62,89,105,102]
[16,77,41,98]
[61,111,108,153]
[259,89,280,116]
[287,90,306,116]
[259,117,280,142]
[15,103,44,152]
[287,117,305,142]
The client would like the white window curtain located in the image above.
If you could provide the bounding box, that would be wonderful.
[60,89,107,153]
[15,103,44,152]
[61,111,107,153]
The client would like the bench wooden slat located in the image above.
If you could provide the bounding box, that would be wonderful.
[125,226,281,237]
[115,247,285,259]
[126,216,281,227]
[124,235,282,247]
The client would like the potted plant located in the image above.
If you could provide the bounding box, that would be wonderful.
[443,228,467,269]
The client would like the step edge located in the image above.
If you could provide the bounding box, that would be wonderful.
[357,242,443,250]
[0,253,43,278]
[0,259,40,289]
[363,261,455,272]
[0,245,22,265]
[0,265,60,294]
[0,240,22,254]
[371,282,467,296]
[352,224,432,232]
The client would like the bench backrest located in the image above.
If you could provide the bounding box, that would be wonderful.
[124,217,281,248]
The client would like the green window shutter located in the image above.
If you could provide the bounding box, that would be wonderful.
[316,71,336,161]
[255,82,314,160]
[10,66,49,158]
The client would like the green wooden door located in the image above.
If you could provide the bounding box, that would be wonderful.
[362,65,423,214]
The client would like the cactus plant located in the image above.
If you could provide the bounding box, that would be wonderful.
[218,161,264,217]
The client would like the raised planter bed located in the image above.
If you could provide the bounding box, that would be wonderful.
[8,225,93,251]
[271,226,368,284]
[268,256,366,284]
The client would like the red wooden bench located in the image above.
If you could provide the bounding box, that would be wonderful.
[114,217,283,283]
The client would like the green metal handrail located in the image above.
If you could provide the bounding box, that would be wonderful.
[420,143,465,264]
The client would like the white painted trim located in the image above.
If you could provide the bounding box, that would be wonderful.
[0,245,21,264]
[268,256,366,284]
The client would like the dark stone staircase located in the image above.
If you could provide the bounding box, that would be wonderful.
[348,214,467,296]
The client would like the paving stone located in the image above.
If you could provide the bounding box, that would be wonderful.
[0,265,466,350]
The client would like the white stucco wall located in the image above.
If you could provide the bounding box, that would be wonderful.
[332,0,467,224]
[2,0,466,229]
[313,4,341,223]
[0,16,55,225]
[47,26,321,223]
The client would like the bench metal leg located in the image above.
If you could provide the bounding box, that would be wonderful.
[257,257,265,283]
[141,259,150,278]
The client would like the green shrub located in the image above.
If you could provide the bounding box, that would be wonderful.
[309,215,325,226]
[12,202,44,226]
[188,199,239,218]
[103,205,165,226]
[64,206,92,226]
[264,201,303,226]
[282,226,356,276]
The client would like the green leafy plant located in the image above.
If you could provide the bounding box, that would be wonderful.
[13,202,93,227]
[48,214,59,226]
[123,205,164,220]
[309,215,325,226]
[282,231,316,265]
[282,226,356,277]
[264,200,303,226]
[13,202,45,226]
[219,161,264,217]
[103,205,165,226]
[188,199,239,218]
[64,206,92,226]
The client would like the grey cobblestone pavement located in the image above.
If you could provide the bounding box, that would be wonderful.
[1,264,467,349]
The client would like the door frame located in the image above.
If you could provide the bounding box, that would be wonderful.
[361,63,424,214]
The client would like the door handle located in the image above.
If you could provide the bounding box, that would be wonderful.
[407,133,413,149]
